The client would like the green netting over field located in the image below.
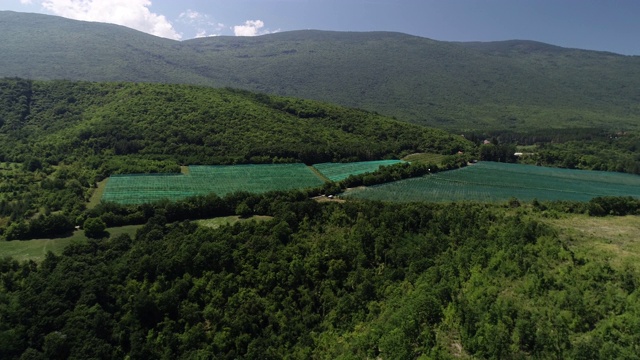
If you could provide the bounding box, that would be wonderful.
[102,164,325,204]
[343,162,640,203]
[312,160,404,182]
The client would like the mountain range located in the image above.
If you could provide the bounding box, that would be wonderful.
[1,11,639,131]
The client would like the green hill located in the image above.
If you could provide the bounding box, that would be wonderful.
[0,78,470,223]
[0,78,469,166]
[1,11,639,131]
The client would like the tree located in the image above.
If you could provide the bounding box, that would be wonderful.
[4,221,29,241]
[24,158,42,172]
[235,202,252,218]
[83,218,107,239]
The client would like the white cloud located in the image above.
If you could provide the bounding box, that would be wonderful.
[179,9,201,20]
[178,9,224,38]
[20,0,33,4]
[233,19,271,37]
[195,30,219,38]
[37,0,181,40]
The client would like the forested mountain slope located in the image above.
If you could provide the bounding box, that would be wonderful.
[0,78,470,224]
[0,78,469,166]
[1,11,639,131]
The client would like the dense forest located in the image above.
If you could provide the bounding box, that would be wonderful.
[1,192,640,359]
[0,78,469,166]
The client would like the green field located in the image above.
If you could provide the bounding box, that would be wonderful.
[312,160,404,182]
[102,163,326,204]
[343,162,640,202]
[0,225,142,262]
[102,161,415,205]
[402,153,449,165]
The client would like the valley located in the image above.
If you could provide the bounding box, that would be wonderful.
[0,10,639,359]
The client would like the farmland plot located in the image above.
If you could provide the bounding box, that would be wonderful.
[313,160,404,182]
[343,162,640,203]
[102,163,325,204]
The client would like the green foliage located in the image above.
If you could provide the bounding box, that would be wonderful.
[82,218,106,239]
[516,131,640,175]
[3,214,73,241]
[235,202,252,218]
[0,198,639,358]
[479,142,517,162]
[0,79,468,166]
[587,196,640,217]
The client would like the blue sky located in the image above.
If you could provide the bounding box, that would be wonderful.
[2,0,638,55]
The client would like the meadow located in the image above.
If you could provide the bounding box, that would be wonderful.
[0,225,142,262]
[195,215,273,229]
[342,162,640,202]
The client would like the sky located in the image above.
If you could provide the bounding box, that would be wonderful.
[1,0,639,55]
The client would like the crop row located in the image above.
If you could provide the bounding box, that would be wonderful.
[312,160,404,181]
[343,162,640,203]
[102,161,408,204]
[103,164,325,204]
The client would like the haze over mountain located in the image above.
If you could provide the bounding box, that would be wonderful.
[2,11,639,132]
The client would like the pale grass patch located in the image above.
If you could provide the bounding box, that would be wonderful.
[87,178,109,209]
[548,214,640,270]
[195,215,273,229]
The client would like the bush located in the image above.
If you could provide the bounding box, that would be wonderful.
[83,218,107,239]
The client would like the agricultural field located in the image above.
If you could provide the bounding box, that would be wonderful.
[402,153,449,165]
[102,163,326,204]
[312,160,404,182]
[343,162,640,203]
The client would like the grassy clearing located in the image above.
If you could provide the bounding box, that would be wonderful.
[88,178,109,209]
[402,153,448,165]
[343,162,640,203]
[516,145,538,152]
[549,214,640,271]
[0,237,79,263]
[195,215,273,229]
[0,225,142,262]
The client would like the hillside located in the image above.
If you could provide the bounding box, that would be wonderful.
[2,13,640,358]
[1,11,639,131]
[0,78,470,224]
[0,78,468,165]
